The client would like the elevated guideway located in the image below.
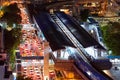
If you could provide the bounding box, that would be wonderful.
[21,56,44,60]
[33,12,75,51]
[35,13,80,70]
[33,12,75,71]
[33,11,112,80]
[33,12,89,79]
[16,52,44,60]
[54,11,106,50]
[51,12,112,80]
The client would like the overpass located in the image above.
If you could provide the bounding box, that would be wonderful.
[21,56,44,60]
[32,10,113,80]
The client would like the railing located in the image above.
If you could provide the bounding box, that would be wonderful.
[73,65,89,80]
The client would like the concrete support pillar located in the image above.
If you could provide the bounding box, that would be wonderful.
[44,52,49,80]
[97,49,102,58]
[57,50,61,58]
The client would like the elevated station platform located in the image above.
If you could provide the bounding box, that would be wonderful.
[49,52,89,80]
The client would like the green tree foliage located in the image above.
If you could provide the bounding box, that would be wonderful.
[80,9,90,22]
[4,25,22,53]
[101,22,120,55]
[1,2,22,53]
[2,12,21,25]
[0,3,22,70]
[4,25,22,69]
[2,3,20,14]
[1,3,22,26]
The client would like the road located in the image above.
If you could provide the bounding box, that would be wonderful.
[17,2,44,80]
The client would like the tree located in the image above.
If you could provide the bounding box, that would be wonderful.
[2,3,20,14]
[101,22,120,55]
[0,3,22,52]
[1,3,22,27]
[3,25,22,70]
[4,25,22,52]
[0,2,22,69]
